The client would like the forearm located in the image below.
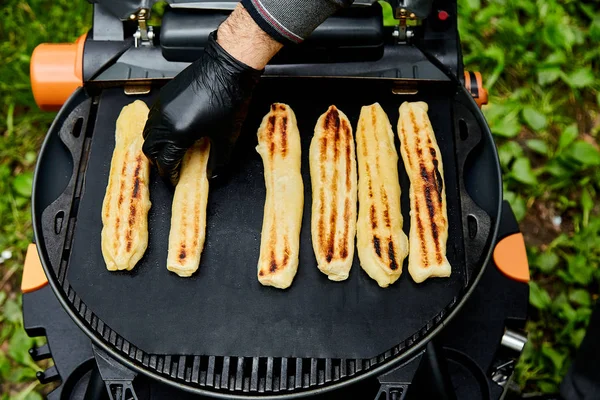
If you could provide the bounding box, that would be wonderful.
[217,4,283,70]
[242,0,354,45]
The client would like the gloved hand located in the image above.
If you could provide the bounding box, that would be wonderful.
[142,31,263,185]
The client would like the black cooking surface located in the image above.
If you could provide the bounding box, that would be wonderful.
[66,80,468,359]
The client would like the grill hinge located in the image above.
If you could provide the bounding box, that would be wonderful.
[130,8,154,48]
[93,344,139,400]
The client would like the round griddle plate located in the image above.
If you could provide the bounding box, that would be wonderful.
[33,78,500,394]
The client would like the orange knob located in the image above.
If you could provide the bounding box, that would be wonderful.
[21,244,48,293]
[464,71,488,108]
[30,34,86,111]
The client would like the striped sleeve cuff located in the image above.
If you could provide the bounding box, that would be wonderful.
[241,0,352,45]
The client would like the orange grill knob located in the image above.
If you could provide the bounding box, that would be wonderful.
[493,233,530,283]
[30,34,86,111]
[464,71,488,108]
[21,244,49,293]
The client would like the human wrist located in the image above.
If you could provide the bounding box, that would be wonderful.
[216,4,283,70]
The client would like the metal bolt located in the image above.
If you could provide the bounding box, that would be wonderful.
[501,329,527,352]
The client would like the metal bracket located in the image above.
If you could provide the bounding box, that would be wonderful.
[392,7,420,43]
[93,344,139,400]
[375,350,424,400]
[131,8,155,47]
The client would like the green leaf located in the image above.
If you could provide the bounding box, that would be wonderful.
[8,328,36,367]
[544,159,571,179]
[542,18,576,50]
[464,0,480,12]
[544,51,567,65]
[581,188,593,227]
[510,194,526,222]
[589,17,600,42]
[537,68,562,86]
[12,172,33,198]
[511,157,538,185]
[522,107,548,131]
[529,281,552,309]
[492,116,521,138]
[3,299,22,324]
[564,141,600,167]
[541,343,566,372]
[535,251,560,273]
[569,289,591,307]
[24,392,43,400]
[566,253,594,285]
[498,141,523,167]
[558,124,579,153]
[9,367,37,383]
[571,329,587,348]
[526,139,549,156]
[563,68,595,89]
[538,380,559,393]
[0,352,10,380]
[576,307,593,323]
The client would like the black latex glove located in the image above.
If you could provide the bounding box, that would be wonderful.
[142,31,263,185]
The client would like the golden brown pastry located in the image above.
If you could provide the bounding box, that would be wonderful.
[101,100,152,271]
[309,106,357,281]
[167,138,211,277]
[256,103,304,289]
[356,103,409,287]
[397,101,451,283]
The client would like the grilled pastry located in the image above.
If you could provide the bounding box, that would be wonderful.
[256,103,304,289]
[397,101,451,283]
[309,106,357,281]
[167,138,211,277]
[101,100,152,271]
[356,103,409,287]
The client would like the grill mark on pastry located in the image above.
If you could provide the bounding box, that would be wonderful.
[381,187,391,228]
[320,137,328,165]
[339,198,350,259]
[432,158,443,203]
[362,131,374,199]
[269,249,278,273]
[423,174,442,262]
[282,238,290,267]
[388,239,398,271]
[324,107,340,130]
[370,204,377,229]
[414,204,429,268]
[266,115,276,158]
[192,186,200,249]
[115,177,125,243]
[121,154,128,175]
[332,112,341,162]
[344,124,352,190]
[318,188,326,257]
[179,243,186,261]
[373,235,382,257]
[280,116,288,158]
[326,159,339,263]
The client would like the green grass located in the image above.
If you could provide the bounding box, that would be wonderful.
[0,0,598,397]
[0,1,90,397]
[458,0,600,394]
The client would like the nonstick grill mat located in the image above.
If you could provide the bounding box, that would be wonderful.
[52,79,490,359]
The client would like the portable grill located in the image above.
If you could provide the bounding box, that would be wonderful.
[22,1,531,399]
